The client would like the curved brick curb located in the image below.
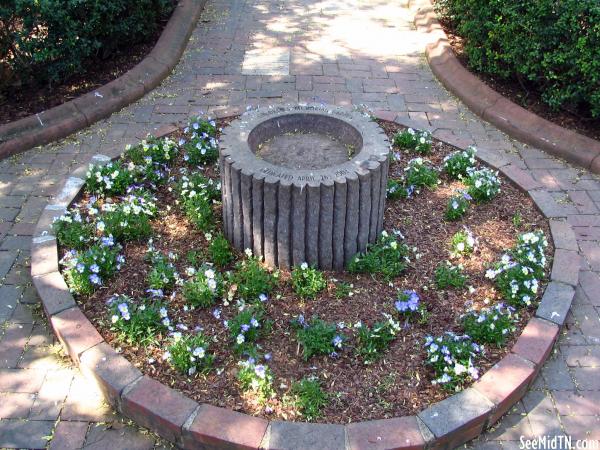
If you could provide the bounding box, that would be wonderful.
[31,117,579,449]
[411,0,600,175]
[0,0,206,161]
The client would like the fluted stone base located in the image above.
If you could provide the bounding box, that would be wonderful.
[219,105,390,270]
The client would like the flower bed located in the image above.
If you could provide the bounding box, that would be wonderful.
[51,113,553,424]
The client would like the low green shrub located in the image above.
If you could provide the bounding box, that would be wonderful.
[167,332,214,376]
[289,378,328,421]
[462,303,516,346]
[442,146,477,180]
[445,191,471,221]
[97,192,156,242]
[52,210,95,250]
[354,314,400,363]
[465,168,501,202]
[295,317,343,360]
[61,240,123,295]
[424,332,482,390]
[393,128,433,154]
[182,117,219,166]
[1,0,174,92]
[348,231,410,280]
[435,0,600,118]
[108,295,167,345]
[182,266,223,308]
[450,228,476,257]
[85,161,135,197]
[237,358,275,403]
[207,232,234,267]
[403,158,439,191]
[291,263,327,299]
[435,261,467,289]
[228,305,269,352]
[146,251,178,291]
[230,254,277,302]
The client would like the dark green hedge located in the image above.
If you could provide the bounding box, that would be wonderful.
[0,0,174,91]
[435,0,600,118]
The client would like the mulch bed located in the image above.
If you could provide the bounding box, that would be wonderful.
[0,18,172,126]
[68,118,552,424]
[435,19,600,142]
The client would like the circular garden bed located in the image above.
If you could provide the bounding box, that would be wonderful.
[47,107,552,423]
[45,106,555,427]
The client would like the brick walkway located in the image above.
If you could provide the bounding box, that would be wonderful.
[1,0,599,447]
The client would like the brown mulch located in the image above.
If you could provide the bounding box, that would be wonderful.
[435,19,600,142]
[0,20,171,126]
[68,118,552,424]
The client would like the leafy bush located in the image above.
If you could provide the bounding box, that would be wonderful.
[462,303,516,346]
[1,0,174,91]
[393,128,433,154]
[108,295,167,345]
[295,317,343,360]
[485,230,547,308]
[125,136,178,167]
[182,266,222,308]
[386,178,412,200]
[486,258,539,308]
[97,193,156,242]
[228,305,268,352]
[424,332,482,390]
[182,117,219,165]
[511,230,548,277]
[230,254,277,302]
[403,158,439,191]
[208,233,234,267]
[178,172,221,203]
[450,228,476,257]
[166,332,214,376]
[435,261,467,289]
[465,168,501,202]
[61,239,123,294]
[177,173,218,230]
[442,146,477,180]
[85,161,135,197]
[394,290,428,324]
[52,210,95,250]
[237,358,275,403]
[125,137,178,185]
[445,191,471,221]
[147,251,178,291]
[354,314,400,363]
[291,263,327,299]
[334,281,353,299]
[289,378,328,421]
[435,0,600,118]
[348,231,410,280]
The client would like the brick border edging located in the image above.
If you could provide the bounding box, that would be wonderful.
[0,0,206,161]
[410,0,600,175]
[31,116,579,449]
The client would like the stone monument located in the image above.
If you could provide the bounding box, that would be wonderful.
[219,104,390,270]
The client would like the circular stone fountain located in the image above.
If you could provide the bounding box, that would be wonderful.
[219,104,390,270]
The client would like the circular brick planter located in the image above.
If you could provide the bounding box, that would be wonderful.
[32,109,579,450]
[0,0,207,161]
[411,0,600,175]
[220,105,389,269]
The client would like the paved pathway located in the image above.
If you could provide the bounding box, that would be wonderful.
[1,0,599,447]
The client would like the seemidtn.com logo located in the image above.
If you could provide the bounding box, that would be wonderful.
[520,435,600,450]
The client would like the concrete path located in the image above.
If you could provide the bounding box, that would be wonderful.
[1,0,599,447]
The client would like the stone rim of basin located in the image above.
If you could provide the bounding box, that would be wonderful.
[220,104,390,186]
